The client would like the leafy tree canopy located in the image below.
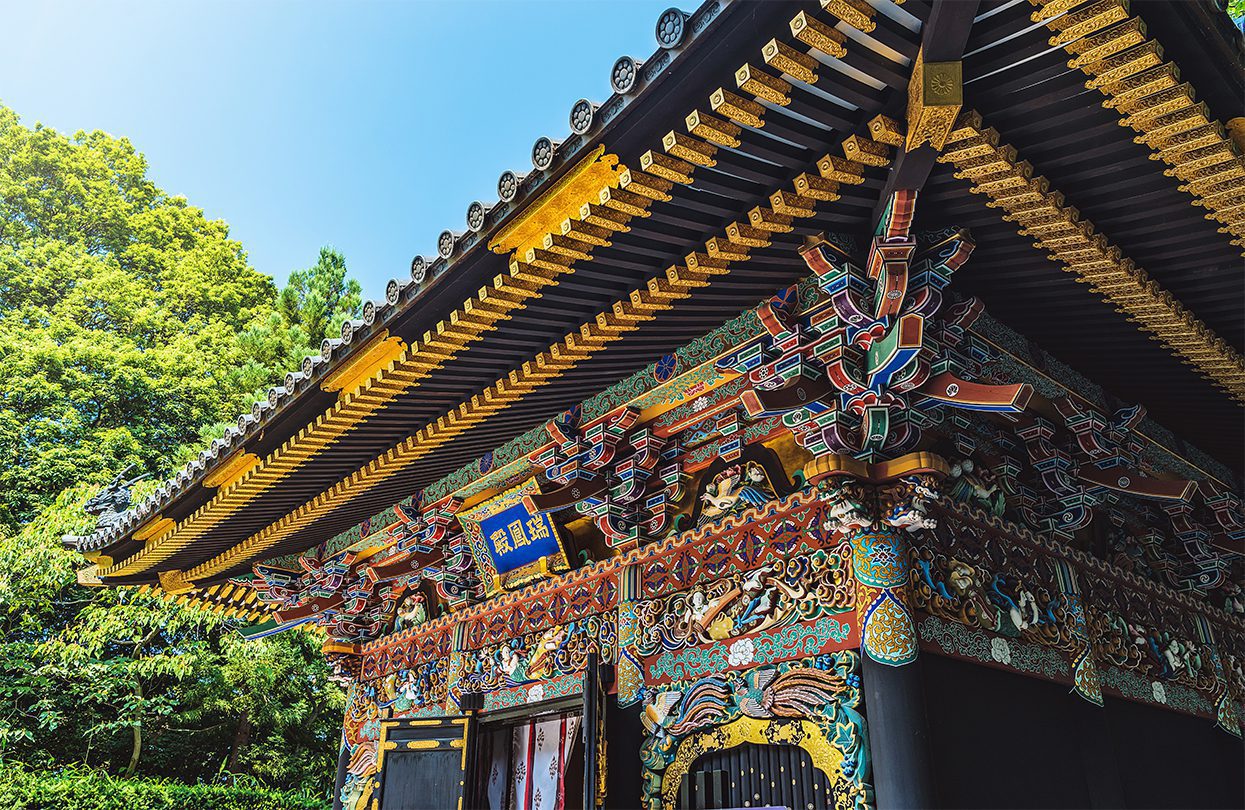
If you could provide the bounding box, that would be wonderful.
[280,246,362,351]
[0,103,353,800]
[0,104,359,531]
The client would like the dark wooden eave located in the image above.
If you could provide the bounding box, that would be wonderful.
[919,0,1244,471]
[95,0,1243,587]
[99,0,930,583]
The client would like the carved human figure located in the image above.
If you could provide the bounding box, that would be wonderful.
[495,641,526,684]
[394,592,427,631]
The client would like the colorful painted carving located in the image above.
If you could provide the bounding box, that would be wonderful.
[53,6,1245,808]
[639,653,871,810]
[247,503,441,643]
[525,406,685,548]
[224,182,1243,810]
[738,192,1031,462]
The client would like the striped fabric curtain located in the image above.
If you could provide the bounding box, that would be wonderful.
[485,715,580,810]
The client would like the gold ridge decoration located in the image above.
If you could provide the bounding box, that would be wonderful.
[1028,0,1245,247]
[940,110,1245,400]
[489,146,625,258]
[158,568,195,595]
[131,514,176,543]
[319,333,407,396]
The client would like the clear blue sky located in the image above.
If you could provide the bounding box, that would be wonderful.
[3,0,672,299]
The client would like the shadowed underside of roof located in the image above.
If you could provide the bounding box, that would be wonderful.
[86,0,1244,589]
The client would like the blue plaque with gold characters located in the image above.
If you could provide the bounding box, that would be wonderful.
[457,478,570,594]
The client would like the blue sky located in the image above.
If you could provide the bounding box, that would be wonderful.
[3,0,672,298]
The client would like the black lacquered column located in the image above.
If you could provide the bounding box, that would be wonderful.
[862,655,936,809]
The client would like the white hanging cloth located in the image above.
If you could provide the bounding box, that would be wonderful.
[507,715,581,810]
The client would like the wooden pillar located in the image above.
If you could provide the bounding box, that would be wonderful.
[582,654,612,810]
[852,522,936,808]
[1052,560,1104,706]
[445,619,468,713]
[863,654,937,809]
[1071,699,1126,808]
[851,525,919,667]
[330,740,349,810]
[615,562,645,707]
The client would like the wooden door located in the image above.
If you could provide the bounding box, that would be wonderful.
[377,716,476,810]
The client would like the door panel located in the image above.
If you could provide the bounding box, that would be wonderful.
[378,716,474,810]
[681,742,834,810]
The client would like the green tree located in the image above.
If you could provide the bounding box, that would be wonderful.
[278,246,361,349]
[0,463,341,793]
[0,104,360,531]
[0,105,272,531]
[0,103,349,797]
[184,632,343,787]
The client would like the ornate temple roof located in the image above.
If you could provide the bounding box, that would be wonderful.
[76,0,1244,594]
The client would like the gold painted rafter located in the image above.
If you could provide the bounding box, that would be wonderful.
[940,110,1245,400]
[1029,0,1245,248]
[170,121,895,586]
[112,5,896,586]
[135,582,270,623]
[103,158,652,579]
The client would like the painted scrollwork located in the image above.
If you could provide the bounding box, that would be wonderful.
[339,681,383,810]
[633,545,853,656]
[912,502,1099,701]
[639,652,871,810]
[459,615,617,694]
[376,658,447,715]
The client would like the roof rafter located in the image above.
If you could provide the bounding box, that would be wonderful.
[105,0,913,583]
[939,109,1245,400]
[1029,0,1245,247]
[144,124,900,588]
[103,151,642,579]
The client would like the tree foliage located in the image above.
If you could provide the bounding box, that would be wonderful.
[0,104,359,530]
[0,103,351,799]
[279,246,362,351]
[0,763,327,810]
